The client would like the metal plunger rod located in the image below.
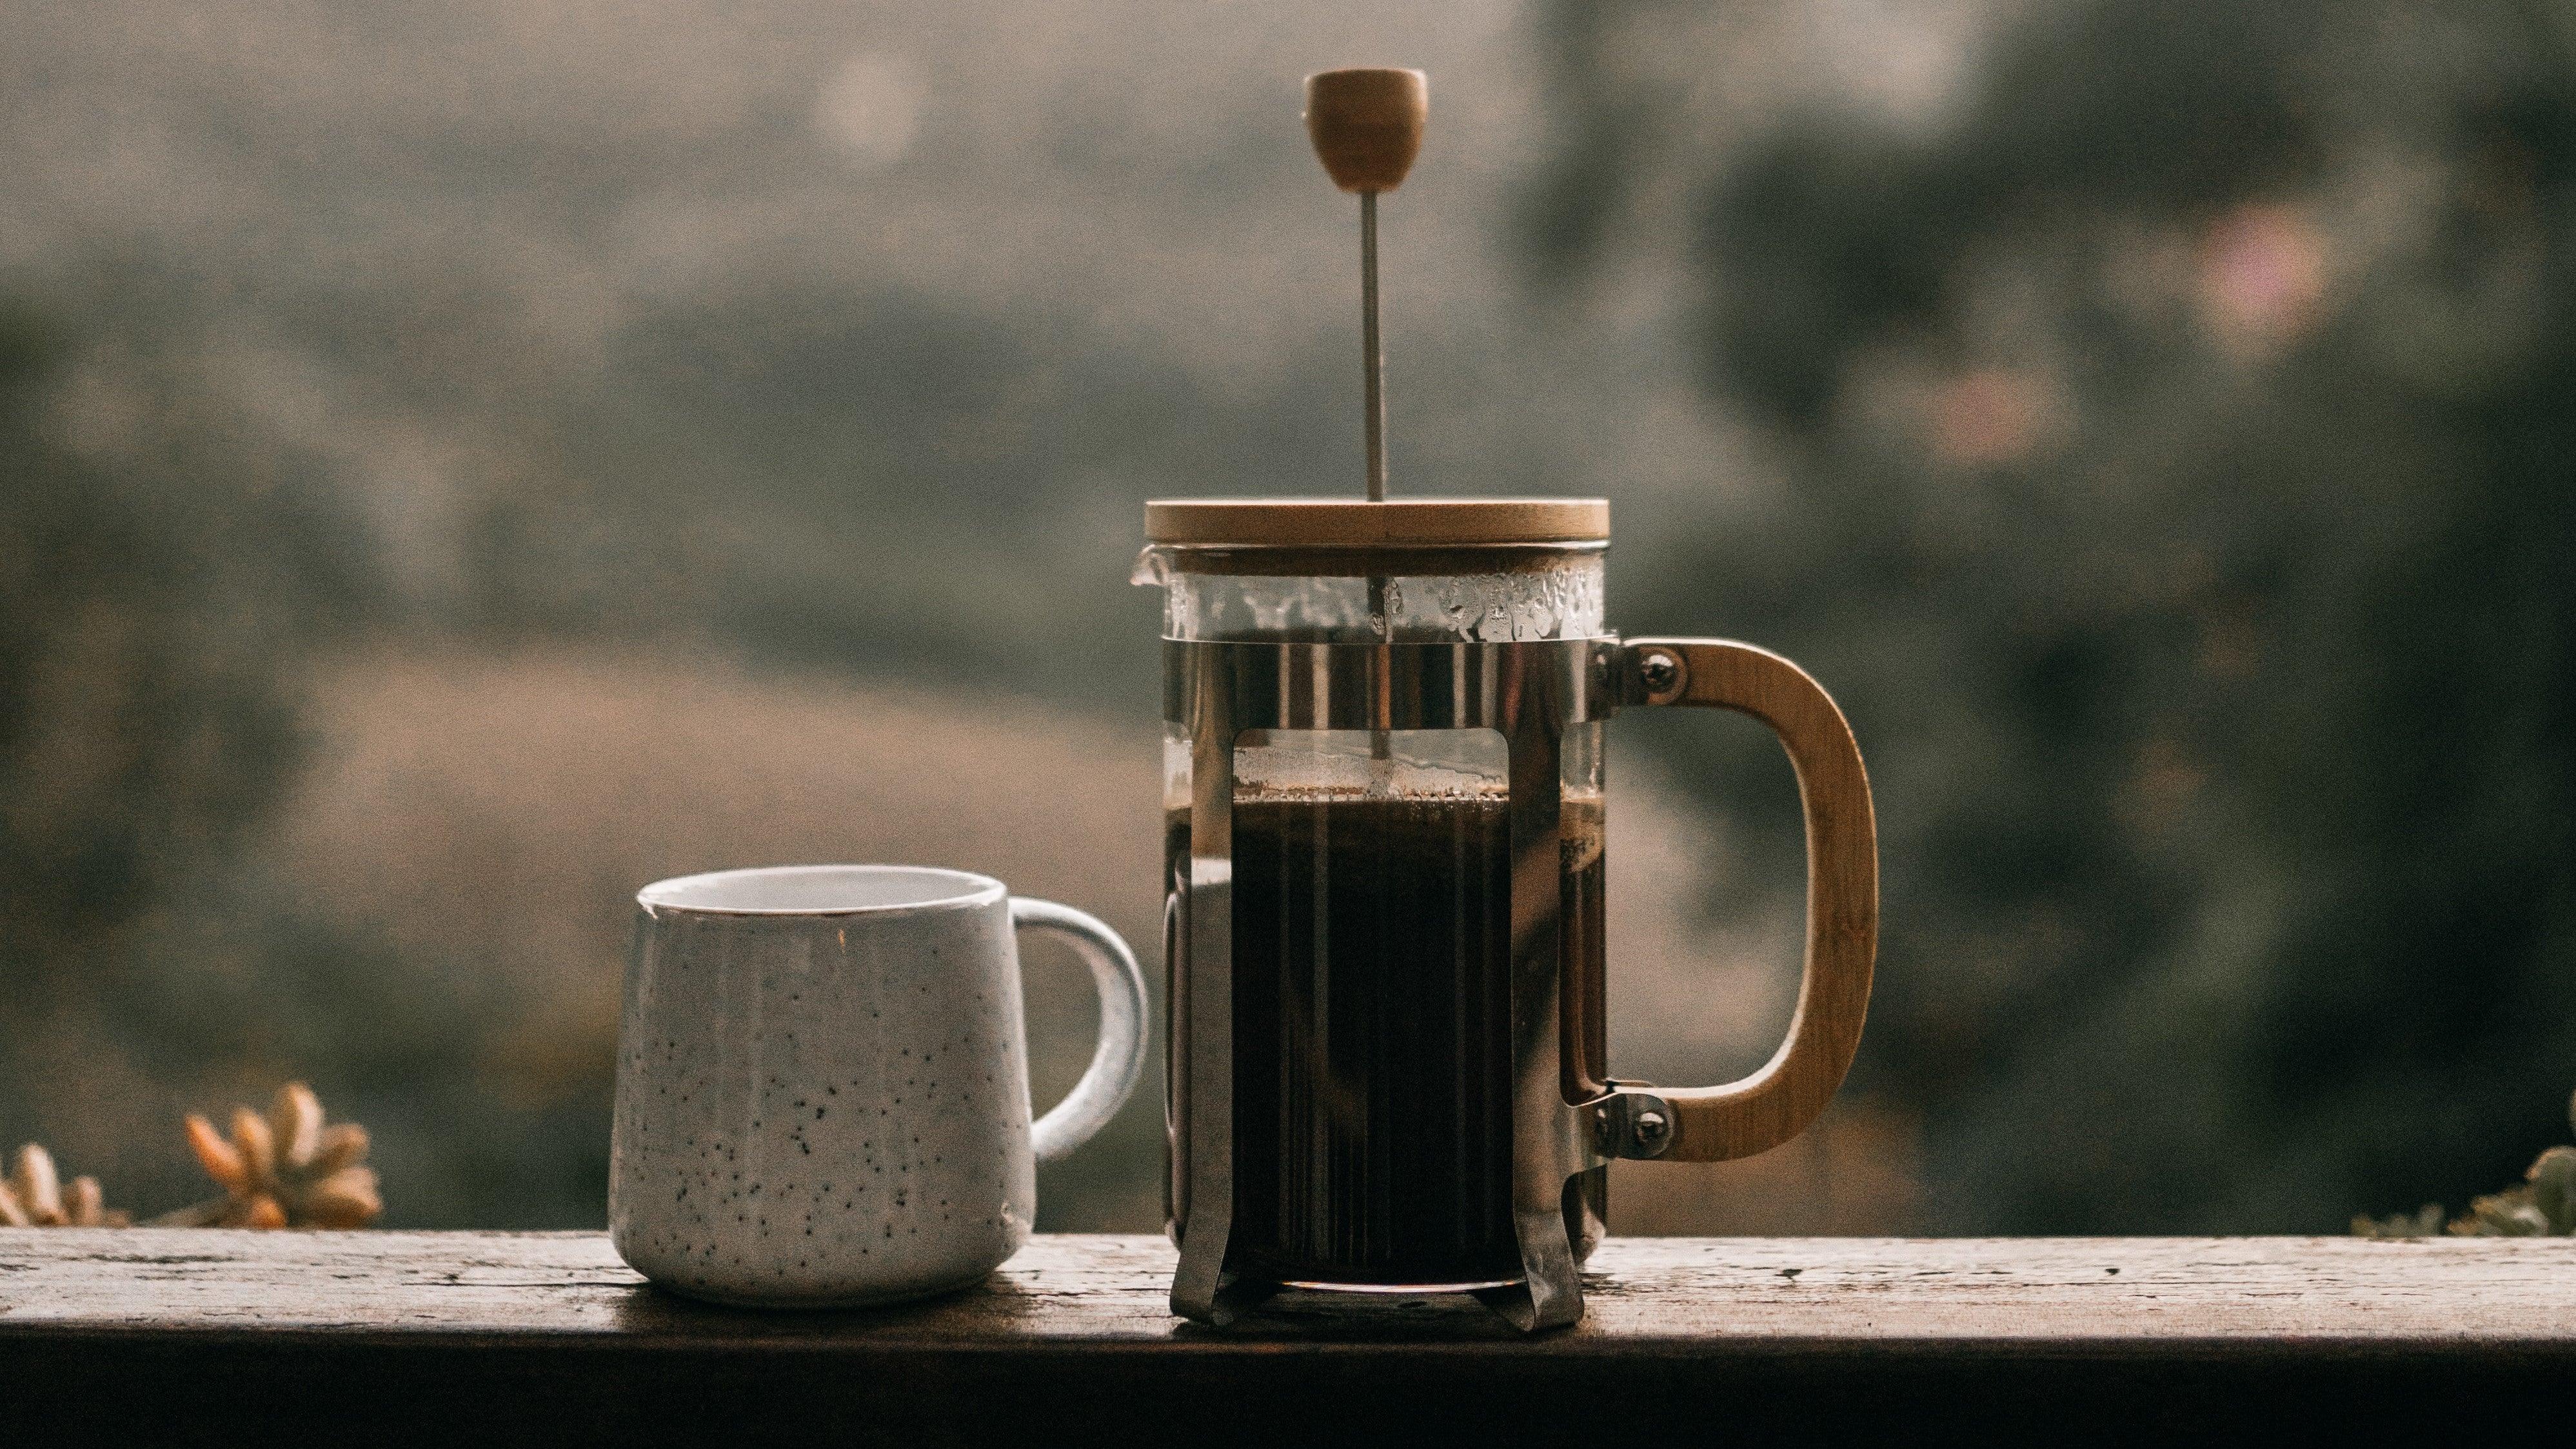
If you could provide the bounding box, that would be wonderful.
[1305,68,1426,504]
[1361,190,1385,501]
[1308,67,1425,754]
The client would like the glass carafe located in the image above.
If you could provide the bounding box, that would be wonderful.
[1139,498,1878,1331]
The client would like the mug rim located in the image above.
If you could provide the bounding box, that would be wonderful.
[635,864,1007,919]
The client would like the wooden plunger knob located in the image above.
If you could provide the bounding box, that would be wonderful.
[1303,68,1427,193]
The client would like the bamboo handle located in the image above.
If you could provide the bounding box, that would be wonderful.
[1623,639,1878,1162]
[1303,68,1427,193]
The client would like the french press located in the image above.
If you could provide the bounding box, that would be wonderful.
[1140,70,1878,1332]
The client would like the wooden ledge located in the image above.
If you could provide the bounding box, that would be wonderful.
[2,1232,2570,1439]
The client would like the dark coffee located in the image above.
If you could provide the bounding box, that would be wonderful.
[1211,783,1618,1288]
[1227,788,1514,1285]
[1164,784,1607,1289]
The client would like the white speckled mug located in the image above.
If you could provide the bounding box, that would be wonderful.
[609,865,1149,1307]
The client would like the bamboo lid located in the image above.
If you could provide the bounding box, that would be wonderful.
[1143,498,1608,548]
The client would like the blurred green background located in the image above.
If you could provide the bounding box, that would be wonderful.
[3,0,2570,1234]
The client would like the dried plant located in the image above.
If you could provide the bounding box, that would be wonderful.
[0,1144,128,1226]
[0,1083,382,1231]
[2354,1090,2576,1239]
[154,1083,382,1229]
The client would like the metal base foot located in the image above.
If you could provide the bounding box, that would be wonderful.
[1171,1266,1282,1327]
[1171,1212,1283,1326]
[1487,1199,1585,1332]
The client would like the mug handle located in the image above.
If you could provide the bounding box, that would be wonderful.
[1612,639,1878,1163]
[1010,899,1151,1163]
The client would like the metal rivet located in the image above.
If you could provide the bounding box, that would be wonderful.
[1638,652,1680,692]
[1632,1110,1670,1149]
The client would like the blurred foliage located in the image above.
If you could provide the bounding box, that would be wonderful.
[0,290,603,1226]
[0,294,339,984]
[1536,0,2576,1229]
[10,0,2576,1235]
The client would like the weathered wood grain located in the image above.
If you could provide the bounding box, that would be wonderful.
[0,1232,2568,1442]
[5,1230,2573,1344]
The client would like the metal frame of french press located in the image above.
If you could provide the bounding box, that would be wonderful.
[1164,632,1681,1333]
